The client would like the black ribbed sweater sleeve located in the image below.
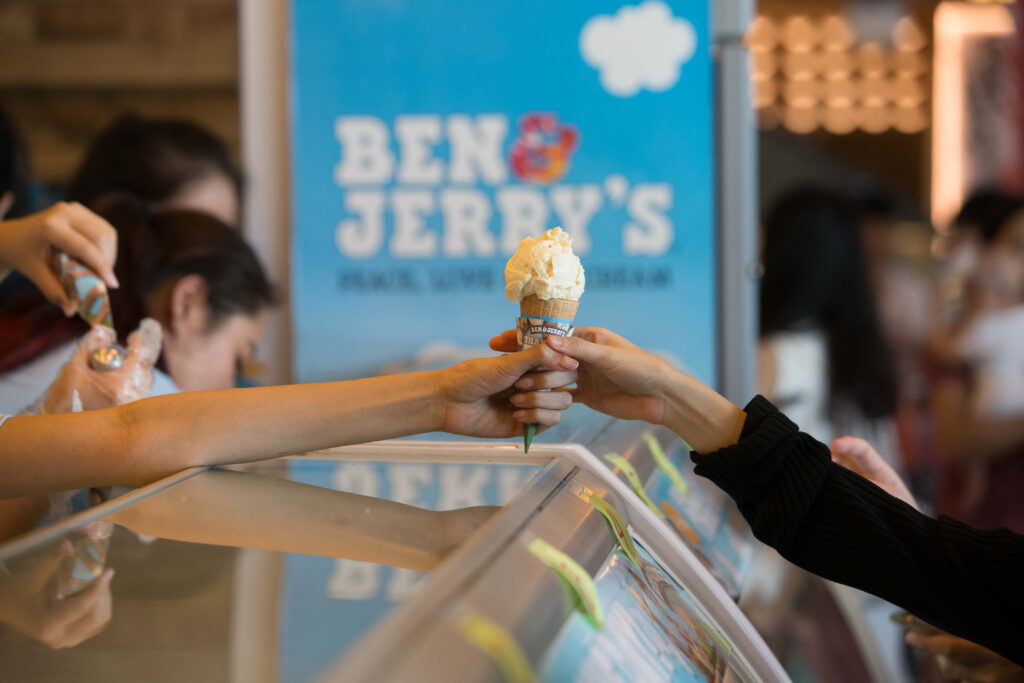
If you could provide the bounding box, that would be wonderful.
[691,396,1024,666]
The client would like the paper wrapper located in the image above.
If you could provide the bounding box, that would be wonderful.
[515,295,579,452]
[516,295,579,349]
[55,521,112,599]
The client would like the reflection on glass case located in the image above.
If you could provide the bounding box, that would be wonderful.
[0,413,787,683]
[541,544,735,682]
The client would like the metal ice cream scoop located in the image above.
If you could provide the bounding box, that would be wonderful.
[89,344,126,371]
[56,253,123,371]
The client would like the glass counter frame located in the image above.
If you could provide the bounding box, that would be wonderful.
[0,432,789,683]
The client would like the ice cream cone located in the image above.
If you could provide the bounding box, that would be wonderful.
[517,296,579,452]
[519,295,579,322]
[504,228,585,454]
[516,295,580,352]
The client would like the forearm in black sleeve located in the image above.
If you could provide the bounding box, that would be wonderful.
[691,396,1024,666]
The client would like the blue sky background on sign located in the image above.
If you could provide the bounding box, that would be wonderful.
[290,0,715,385]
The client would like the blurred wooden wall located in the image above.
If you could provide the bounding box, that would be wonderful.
[0,0,239,190]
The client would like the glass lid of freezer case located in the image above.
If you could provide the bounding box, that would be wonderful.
[0,447,548,683]
[540,541,744,683]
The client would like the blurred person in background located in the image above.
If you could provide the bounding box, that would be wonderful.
[934,189,1023,327]
[0,113,257,541]
[990,202,1024,257]
[755,187,907,682]
[856,192,937,496]
[857,191,933,366]
[68,113,241,226]
[856,191,933,385]
[931,205,1024,533]
[758,187,899,458]
[0,196,273,538]
[0,113,244,358]
[0,106,30,221]
[0,105,41,309]
[0,195,274,412]
[0,197,120,540]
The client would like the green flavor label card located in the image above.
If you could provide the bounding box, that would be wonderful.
[604,453,665,518]
[578,487,639,566]
[455,609,536,683]
[644,432,690,496]
[526,537,605,631]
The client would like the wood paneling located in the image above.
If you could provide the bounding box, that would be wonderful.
[0,0,237,88]
[0,0,239,186]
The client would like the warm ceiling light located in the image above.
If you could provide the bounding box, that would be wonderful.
[751,51,777,82]
[861,74,888,107]
[860,103,890,133]
[782,16,817,53]
[754,80,777,109]
[782,51,816,80]
[821,15,856,52]
[822,106,860,134]
[892,17,927,52]
[858,42,888,77]
[894,107,928,134]
[892,75,926,108]
[894,50,927,76]
[783,79,818,108]
[821,51,853,80]
[824,79,857,108]
[746,16,777,53]
[783,105,819,134]
[751,11,930,138]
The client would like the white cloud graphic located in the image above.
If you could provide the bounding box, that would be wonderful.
[579,1,697,98]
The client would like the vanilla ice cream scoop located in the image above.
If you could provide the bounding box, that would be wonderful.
[504,227,585,302]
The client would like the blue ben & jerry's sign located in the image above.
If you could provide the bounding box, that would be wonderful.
[284,2,716,679]
[290,0,716,384]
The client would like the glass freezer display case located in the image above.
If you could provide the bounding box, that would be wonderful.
[580,410,907,683]
[0,409,787,682]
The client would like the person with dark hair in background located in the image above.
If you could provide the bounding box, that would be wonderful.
[758,187,899,456]
[0,106,52,312]
[0,196,274,412]
[754,187,907,680]
[0,195,272,540]
[0,113,245,365]
[854,190,940,514]
[0,106,31,221]
[936,189,1024,324]
[931,210,1024,535]
[0,115,254,542]
[956,189,1024,246]
[68,113,242,226]
[856,190,932,367]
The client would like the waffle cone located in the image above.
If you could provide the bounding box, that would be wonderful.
[519,295,579,321]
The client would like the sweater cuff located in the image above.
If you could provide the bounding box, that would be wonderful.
[738,395,783,439]
[689,395,801,504]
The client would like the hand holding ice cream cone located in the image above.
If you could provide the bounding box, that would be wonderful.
[504,227,584,451]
